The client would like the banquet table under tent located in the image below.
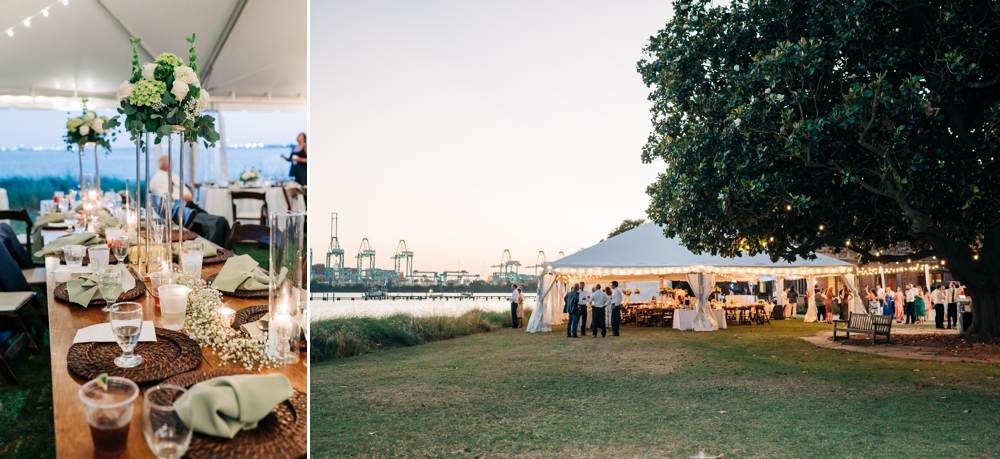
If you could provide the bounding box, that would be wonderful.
[525,223,865,333]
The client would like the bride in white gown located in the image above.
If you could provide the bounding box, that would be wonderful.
[803,287,819,322]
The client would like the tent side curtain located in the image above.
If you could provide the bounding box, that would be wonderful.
[526,275,556,333]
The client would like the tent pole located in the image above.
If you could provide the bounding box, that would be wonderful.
[218,111,229,181]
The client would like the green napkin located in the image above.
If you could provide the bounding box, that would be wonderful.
[176,374,293,439]
[33,232,104,257]
[212,255,260,292]
[67,276,100,307]
[213,255,286,291]
[30,214,71,264]
[173,238,218,259]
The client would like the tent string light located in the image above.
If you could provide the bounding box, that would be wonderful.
[3,0,69,38]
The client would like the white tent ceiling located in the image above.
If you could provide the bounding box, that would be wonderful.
[545,223,854,280]
[0,0,306,112]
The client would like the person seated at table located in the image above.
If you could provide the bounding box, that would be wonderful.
[150,155,231,246]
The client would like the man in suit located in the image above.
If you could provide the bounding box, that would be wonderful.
[577,282,589,337]
[509,284,520,328]
[564,284,580,338]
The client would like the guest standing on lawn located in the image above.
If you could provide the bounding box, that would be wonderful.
[931,284,947,329]
[588,284,610,338]
[904,283,916,324]
[947,282,960,329]
[894,287,905,323]
[564,284,580,338]
[877,283,886,311]
[509,284,520,329]
[883,287,895,319]
[787,286,798,316]
[610,281,623,337]
[577,282,590,337]
[914,285,927,324]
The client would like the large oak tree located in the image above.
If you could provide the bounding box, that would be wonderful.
[638,0,1000,337]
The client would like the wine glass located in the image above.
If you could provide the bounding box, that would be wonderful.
[63,211,76,233]
[108,302,143,368]
[143,385,193,459]
[111,234,130,264]
[74,213,88,234]
[98,268,124,313]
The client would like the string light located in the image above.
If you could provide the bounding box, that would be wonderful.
[2,0,68,39]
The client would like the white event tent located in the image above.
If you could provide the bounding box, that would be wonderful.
[526,223,863,333]
[0,0,305,179]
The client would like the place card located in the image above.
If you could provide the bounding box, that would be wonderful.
[72,321,157,344]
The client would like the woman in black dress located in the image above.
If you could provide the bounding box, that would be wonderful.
[282,132,308,185]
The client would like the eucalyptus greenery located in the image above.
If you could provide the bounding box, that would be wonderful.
[104,35,221,148]
[638,0,1000,337]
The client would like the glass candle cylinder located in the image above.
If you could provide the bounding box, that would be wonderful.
[267,211,305,364]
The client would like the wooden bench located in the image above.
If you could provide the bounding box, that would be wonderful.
[833,313,892,344]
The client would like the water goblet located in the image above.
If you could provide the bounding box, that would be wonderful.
[111,234,130,264]
[75,213,88,234]
[142,385,193,459]
[98,268,124,313]
[108,302,143,368]
[63,244,87,268]
[63,211,77,233]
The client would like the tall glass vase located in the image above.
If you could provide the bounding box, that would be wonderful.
[268,210,305,364]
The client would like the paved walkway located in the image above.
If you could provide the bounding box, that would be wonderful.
[801,327,1000,363]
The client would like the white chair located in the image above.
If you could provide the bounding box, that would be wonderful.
[0,292,40,385]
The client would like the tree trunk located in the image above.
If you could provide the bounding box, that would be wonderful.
[965,280,1000,341]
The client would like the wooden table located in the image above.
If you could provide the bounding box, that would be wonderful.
[46,251,307,458]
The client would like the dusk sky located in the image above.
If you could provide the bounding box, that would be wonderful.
[312,0,675,276]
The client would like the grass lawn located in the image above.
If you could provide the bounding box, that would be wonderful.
[0,300,54,458]
[311,320,1000,458]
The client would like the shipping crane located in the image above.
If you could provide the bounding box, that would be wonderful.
[525,251,548,276]
[325,213,345,284]
[393,240,414,280]
[356,238,376,280]
[491,249,521,284]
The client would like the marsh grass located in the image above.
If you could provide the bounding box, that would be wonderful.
[310,309,529,361]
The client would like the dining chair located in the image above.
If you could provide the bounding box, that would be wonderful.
[282,186,307,212]
[224,222,271,252]
[0,209,32,254]
[0,291,40,385]
[231,191,268,226]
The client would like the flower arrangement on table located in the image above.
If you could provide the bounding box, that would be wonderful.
[659,287,675,295]
[105,35,221,147]
[64,99,115,151]
[239,168,261,184]
[176,274,279,370]
[713,286,722,293]
[632,288,640,295]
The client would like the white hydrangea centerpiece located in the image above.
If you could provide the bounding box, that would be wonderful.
[105,35,221,148]
[64,99,116,151]
[239,168,261,184]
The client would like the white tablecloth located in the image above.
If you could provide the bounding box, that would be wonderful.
[673,309,728,330]
[198,186,303,224]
